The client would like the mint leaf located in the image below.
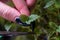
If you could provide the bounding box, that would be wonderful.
[20,15,29,22]
[56,26,60,32]
[4,24,12,32]
[49,22,58,30]
[26,14,40,24]
[44,0,54,8]
[55,0,60,8]
[0,17,5,25]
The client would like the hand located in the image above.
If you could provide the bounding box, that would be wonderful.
[0,0,35,22]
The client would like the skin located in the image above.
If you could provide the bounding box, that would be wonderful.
[0,0,35,22]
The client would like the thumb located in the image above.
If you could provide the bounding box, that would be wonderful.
[0,2,21,22]
[26,0,36,7]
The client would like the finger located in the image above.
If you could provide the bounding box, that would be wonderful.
[26,0,36,7]
[0,2,21,22]
[12,0,30,16]
[0,0,9,3]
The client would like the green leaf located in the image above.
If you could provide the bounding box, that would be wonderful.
[10,23,17,31]
[0,17,5,25]
[4,24,12,32]
[57,14,60,20]
[34,28,42,34]
[20,15,29,22]
[55,0,60,8]
[49,22,58,29]
[26,14,40,24]
[44,0,54,8]
[0,35,3,38]
[56,26,60,32]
